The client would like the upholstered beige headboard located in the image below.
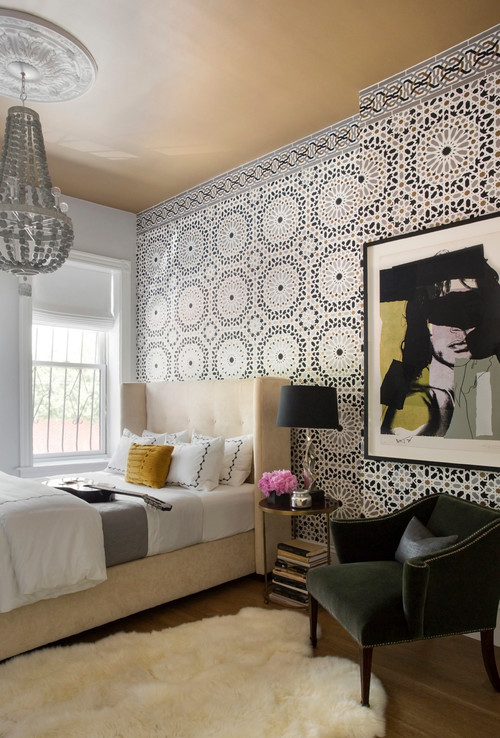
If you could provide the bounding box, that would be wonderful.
[120,377,291,573]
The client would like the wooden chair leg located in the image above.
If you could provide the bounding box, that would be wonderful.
[309,595,318,647]
[481,630,500,691]
[360,646,373,707]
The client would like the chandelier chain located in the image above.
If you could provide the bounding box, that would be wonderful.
[20,71,27,106]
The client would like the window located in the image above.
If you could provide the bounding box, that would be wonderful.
[18,250,132,477]
[32,323,106,457]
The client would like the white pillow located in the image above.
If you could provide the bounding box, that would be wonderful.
[106,428,158,476]
[166,437,224,492]
[142,429,190,444]
[192,431,253,486]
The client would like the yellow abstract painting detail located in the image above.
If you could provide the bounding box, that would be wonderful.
[380,301,430,432]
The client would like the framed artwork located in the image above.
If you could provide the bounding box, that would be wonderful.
[364,213,500,470]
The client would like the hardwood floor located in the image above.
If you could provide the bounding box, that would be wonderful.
[57,575,499,737]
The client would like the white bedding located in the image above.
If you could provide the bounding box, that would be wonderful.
[0,469,254,614]
[88,471,255,552]
[192,483,255,542]
[0,472,107,614]
[89,471,204,555]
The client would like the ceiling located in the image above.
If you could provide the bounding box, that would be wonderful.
[0,1,498,214]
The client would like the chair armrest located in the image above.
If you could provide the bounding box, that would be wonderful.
[402,519,500,639]
[332,494,439,562]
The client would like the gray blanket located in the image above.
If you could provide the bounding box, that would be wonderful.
[97,500,148,567]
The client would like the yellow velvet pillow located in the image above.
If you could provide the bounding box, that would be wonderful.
[125,443,174,489]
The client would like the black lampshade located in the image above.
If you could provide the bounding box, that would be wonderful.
[276,385,341,430]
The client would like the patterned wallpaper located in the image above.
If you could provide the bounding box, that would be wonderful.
[136,26,500,539]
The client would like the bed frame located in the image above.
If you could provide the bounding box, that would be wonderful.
[0,377,290,661]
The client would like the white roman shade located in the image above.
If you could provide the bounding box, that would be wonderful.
[32,259,114,329]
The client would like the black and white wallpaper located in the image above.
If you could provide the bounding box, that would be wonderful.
[137,26,500,539]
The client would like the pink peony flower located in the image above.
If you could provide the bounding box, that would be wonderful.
[258,469,298,497]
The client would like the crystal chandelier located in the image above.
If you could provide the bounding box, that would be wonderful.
[0,10,97,276]
[0,73,73,275]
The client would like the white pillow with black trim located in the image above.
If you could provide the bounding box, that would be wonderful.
[192,430,253,486]
[105,428,158,476]
[166,436,224,492]
[142,429,190,444]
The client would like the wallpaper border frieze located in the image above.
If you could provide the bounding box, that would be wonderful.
[137,116,360,234]
[360,24,500,122]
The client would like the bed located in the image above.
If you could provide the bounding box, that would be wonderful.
[0,377,291,662]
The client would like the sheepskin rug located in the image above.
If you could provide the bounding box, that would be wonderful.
[0,607,386,738]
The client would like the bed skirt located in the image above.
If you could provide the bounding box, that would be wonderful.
[0,530,254,662]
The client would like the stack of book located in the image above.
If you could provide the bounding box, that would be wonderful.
[269,538,328,607]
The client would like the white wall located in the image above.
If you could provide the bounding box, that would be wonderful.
[0,273,21,475]
[0,196,136,475]
[63,195,137,383]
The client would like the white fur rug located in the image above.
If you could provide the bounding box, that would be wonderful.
[0,607,386,738]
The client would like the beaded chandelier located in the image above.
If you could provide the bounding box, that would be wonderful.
[0,10,97,276]
[0,97,74,275]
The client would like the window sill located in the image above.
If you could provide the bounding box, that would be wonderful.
[18,457,109,479]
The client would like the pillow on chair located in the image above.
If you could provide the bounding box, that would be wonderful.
[395,516,458,563]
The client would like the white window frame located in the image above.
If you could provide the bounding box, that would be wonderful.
[18,250,132,478]
[31,322,108,460]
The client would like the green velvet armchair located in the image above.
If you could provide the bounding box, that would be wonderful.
[306,493,500,706]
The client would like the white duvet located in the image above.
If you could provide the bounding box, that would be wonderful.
[88,471,254,552]
[0,472,107,614]
[0,470,255,614]
[89,471,205,556]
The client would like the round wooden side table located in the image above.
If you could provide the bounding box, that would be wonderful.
[259,496,339,605]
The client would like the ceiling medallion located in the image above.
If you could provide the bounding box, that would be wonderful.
[0,9,97,102]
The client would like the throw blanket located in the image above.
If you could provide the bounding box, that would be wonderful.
[89,471,205,556]
[0,472,107,613]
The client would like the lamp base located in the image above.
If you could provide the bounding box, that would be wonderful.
[291,489,312,509]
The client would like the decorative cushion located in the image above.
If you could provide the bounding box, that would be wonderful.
[142,429,190,444]
[125,443,174,489]
[395,516,458,563]
[106,429,158,476]
[166,437,224,492]
[192,431,253,486]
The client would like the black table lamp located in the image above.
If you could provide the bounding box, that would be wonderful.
[276,384,341,507]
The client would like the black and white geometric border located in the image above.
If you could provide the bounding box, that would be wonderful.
[360,24,500,122]
[137,116,360,233]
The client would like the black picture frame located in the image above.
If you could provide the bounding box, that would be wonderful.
[364,213,500,470]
